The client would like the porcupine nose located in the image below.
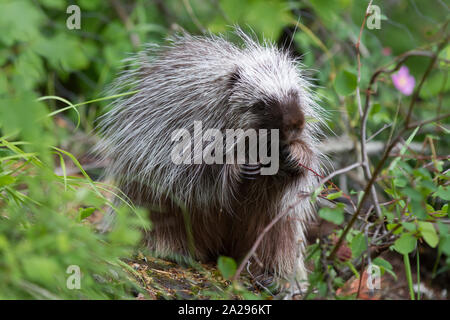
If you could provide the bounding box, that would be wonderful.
[282,102,305,143]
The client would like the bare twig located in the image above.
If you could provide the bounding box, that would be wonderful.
[356,0,382,220]
[356,0,374,117]
[407,112,450,130]
[318,162,362,186]
[366,123,393,142]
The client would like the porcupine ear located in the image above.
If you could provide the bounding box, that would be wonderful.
[227,67,241,89]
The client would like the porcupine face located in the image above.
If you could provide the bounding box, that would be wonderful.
[226,53,313,178]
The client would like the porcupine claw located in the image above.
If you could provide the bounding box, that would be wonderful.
[240,163,261,180]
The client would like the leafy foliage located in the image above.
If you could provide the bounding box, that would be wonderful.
[0,0,448,299]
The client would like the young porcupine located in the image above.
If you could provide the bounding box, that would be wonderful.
[95,29,325,284]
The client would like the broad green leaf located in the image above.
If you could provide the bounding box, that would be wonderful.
[410,200,427,220]
[434,186,450,201]
[39,0,65,9]
[402,222,416,232]
[311,185,324,203]
[351,232,367,259]
[418,221,438,248]
[402,187,422,201]
[420,71,450,99]
[219,0,292,40]
[33,34,89,72]
[0,0,45,45]
[319,206,344,225]
[372,257,393,271]
[373,257,397,280]
[326,191,343,200]
[393,177,407,188]
[387,223,403,234]
[334,70,357,96]
[441,236,450,256]
[23,256,60,286]
[217,256,237,280]
[78,207,96,221]
[393,234,417,255]
[0,175,15,187]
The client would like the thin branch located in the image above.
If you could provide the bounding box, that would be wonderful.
[407,112,450,130]
[182,0,206,33]
[109,0,140,48]
[318,162,362,186]
[355,0,374,117]
[232,194,309,281]
[366,123,393,142]
[329,35,449,261]
[356,0,382,220]
[405,33,449,128]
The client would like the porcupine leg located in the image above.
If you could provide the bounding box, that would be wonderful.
[257,217,300,278]
[230,205,307,289]
[122,181,227,264]
[145,206,196,263]
[118,181,202,263]
[145,202,228,264]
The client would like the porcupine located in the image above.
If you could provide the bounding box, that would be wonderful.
[95,29,325,285]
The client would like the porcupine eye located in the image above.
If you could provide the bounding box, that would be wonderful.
[251,101,266,112]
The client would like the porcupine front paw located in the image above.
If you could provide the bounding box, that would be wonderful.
[239,163,261,180]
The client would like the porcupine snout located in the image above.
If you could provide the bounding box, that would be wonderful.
[280,92,305,144]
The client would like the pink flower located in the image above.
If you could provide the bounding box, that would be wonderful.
[391,66,415,96]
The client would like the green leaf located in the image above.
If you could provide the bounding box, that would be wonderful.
[219,0,292,40]
[418,221,438,248]
[326,191,343,200]
[78,207,96,221]
[0,0,45,45]
[434,186,450,201]
[0,175,15,187]
[23,256,60,286]
[0,92,50,146]
[319,206,344,225]
[373,257,397,280]
[441,236,450,256]
[410,200,427,220]
[393,177,407,188]
[334,70,357,96]
[372,257,392,271]
[387,223,403,234]
[217,256,236,280]
[311,185,324,203]
[241,291,260,300]
[402,187,422,201]
[388,127,420,172]
[39,0,66,9]
[419,71,450,99]
[438,221,449,236]
[393,234,417,255]
[33,34,89,72]
[351,232,367,259]
[402,222,416,232]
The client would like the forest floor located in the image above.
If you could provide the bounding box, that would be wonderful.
[119,245,449,300]
[61,117,448,300]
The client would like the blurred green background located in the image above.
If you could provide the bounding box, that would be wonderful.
[0,0,448,299]
[1,0,448,138]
